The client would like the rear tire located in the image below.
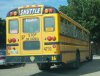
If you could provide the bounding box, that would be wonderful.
[87,50,93,61]
[37,63,51,70]
[88,52,93,61]
[72,51,80,69]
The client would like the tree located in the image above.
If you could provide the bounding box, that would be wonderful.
[59,0,100,42]
[0,18,6,43]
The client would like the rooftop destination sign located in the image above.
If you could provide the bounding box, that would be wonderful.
[19,8,41,15]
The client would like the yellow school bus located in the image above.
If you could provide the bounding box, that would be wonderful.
[6,5,92,70]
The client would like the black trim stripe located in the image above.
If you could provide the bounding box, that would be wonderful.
[6,44,19,46]
[44,42,88,46]
[60,42,88,46]
[61,50,89,53]
[44,42,59,45]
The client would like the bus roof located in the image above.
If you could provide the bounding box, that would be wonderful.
[6,5,59,17]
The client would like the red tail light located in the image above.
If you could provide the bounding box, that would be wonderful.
[49,8,53,13]
[10,12,13,16]
[12,38,16,43]
[8,38,16,43]
[47,36,52,41]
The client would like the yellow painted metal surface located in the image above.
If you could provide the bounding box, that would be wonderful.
[6,13,60,56]
[6,5,90,64]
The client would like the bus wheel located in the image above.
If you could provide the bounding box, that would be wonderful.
[37,63,51,70]
[88,52,93,61]
[72,51,80,69]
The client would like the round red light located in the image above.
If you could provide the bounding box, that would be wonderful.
[47,36,52,41]
[10,12,13,16]
[49,8,53,13]
[12,38,16,43]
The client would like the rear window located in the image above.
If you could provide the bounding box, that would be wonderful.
[44,17,55,31]
[9,20,18,34]
[23,41,40,50]
[23,18,40,33]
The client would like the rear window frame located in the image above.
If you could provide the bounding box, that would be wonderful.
[23,41,40,50]
[44,16,55,32]
[8,19,19,34]
[23,17,40,33]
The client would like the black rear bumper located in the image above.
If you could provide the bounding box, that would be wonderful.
[6,55,62,63]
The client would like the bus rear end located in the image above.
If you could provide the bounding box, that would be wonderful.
[6,5,61,69]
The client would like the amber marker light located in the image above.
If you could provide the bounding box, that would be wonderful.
[44,9,49,13]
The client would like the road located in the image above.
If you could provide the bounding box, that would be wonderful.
[0,55,100,76]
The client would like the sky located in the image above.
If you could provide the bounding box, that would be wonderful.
[0,0,67,19]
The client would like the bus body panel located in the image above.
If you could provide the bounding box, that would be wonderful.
[42,14,60,55]
[6,17,21,56]
[59,14,90,63]
[20,16,43,55]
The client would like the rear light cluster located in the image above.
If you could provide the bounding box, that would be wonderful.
[7,46,11,50]
[7,46,15,50]
[10,11,17,16]
[52,44,56,48]
[8,38,16,43]
[47,36,56,41]
[44,8,53,13]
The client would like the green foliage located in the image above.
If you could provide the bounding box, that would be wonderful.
[59,0,100,42]
[0,18,6,43]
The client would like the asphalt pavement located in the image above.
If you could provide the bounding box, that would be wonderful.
[0,55,100,76]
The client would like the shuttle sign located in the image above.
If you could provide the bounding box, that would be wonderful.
[19,8,41,15]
